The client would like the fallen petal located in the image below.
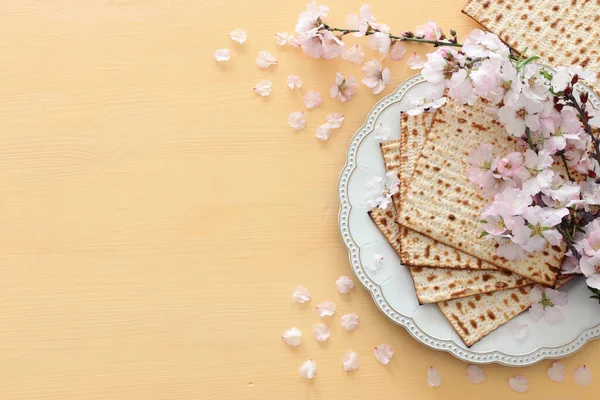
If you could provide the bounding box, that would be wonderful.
[300,359,317,379]
[341,313,359,331]
[374,344,394,364]
[316,301,336,317]
[325,113,345,130]
[253,80,272,96]
[373,122,391,140]
[312,324,331,342]
[336,275,355,294]
[513,324,529,340]
[427,366,441,387]
[213,48,231,62]
[304,91,322,109]
[315,125,332,141]
[282,327,301,347]
[467,365,485,384]
[342,351,360,371]
[366,254,384,272]
[275,32,289,46]
[407,52,425,69]
[256,51,277,69]
[292,286,311,303]
[508,376,528,393]
[573,365,592,386]
[288,111,307,131]
[287,75,303,89]
[547,361,565,383]
[229,29,247,44]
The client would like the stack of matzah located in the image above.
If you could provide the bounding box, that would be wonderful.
[368,98,574,347]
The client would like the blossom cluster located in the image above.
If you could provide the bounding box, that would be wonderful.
[412,29,600,290]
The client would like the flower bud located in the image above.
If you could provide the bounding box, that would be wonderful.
[450,29,457,37]
[571,74,579,85]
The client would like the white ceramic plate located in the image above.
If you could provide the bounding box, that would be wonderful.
[338,73,600,366]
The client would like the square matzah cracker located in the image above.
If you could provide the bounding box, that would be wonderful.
[397,98,564,286]
[462,0,600,85]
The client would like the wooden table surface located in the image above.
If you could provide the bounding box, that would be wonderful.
[0,0,597,398]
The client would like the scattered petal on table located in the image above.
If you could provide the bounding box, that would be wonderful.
[256,51,277,69]
[213,48,231,62]
[315,125,331,141]
[573,365,592,386]
[287,75,302,89]
[513,324,529,340]
[316,301,336,317]
[342,351,360,372]
[253,80,272,96]
[407,52,425,69]
[300,359,317,379]
[336,276,355,294]
[374,344,394,365]
[341,313,359,331]
[288,112,307,131]
[366,254,384,272]
[326,113,345,129]
[390,43,407,61]
[427,366,442,388]
[304,91,322,109]
[282,327,301,347]
[508,376,528,393]
[292,286,311,303]
[312,324,331,342]
[229,29,247,44]
[467,365,485,384]
[547,362,565,383]
[343,45,365,65]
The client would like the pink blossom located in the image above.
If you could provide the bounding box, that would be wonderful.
[466,144,498,186]
[368,31,391,56]
[447,69,478,105]
[330,73,358,102]
[345,5,375,37]
[415,21,442,40]
[389,43,406,61]
[494,235,526,260]
[470,57,503,98]
[315,113,344,141]
[407,86,446,116]
[528,286,567,323]
[462,29,510,59]
[421,47,460,84]
[407,52,425,69]
[295,1,328,35]
[498,96,544,136]
[522,149,554,196]
[304,91,322,109]
[361,59,391,95]
[496,152,524,178]
[343,45,365,64]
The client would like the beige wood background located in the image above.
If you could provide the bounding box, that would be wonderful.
[0,0,597,398]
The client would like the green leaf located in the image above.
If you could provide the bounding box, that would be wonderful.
[517,55,540,71]
[479,231,489,238]
[539,68,554,81]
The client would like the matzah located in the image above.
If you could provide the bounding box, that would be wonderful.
[380,139,402,212]
[462,0,600,85]
[393,113,498,271]
[369,205,530,304]
[397,98,565,286]
[438,287,531,347]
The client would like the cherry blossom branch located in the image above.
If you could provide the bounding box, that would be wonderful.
[559,151,574,181]
[325,27,463,47]
[564,91,600,165]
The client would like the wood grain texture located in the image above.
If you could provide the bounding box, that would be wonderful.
[0,0,597,398]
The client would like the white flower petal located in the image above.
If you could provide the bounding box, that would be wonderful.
[312,324,331,342]
[213,48,231,62]
[335,275,355,294]
[288,111,306,131]
[513,323,529,340]
[467,365,485,384]
[299,359,317,379]
[373,122,391,140]
[374,344,394,365]
[407,52,425,69]
[544,307,563,323]
[573,365,593,386]
[367,254,384,272]
[256,51,277,69]
[342,351,360,372]
[508,376,528,393]
[275,32,289,46]
[229,29,247,44]
[325,113,344,130]
[292,286,311,303]
[341,313,359,331]
[282,327,301,347]
[315,125,332,141]
[304,91,322,109]
[253,80,272,96]
[547,361,565,383]
[316,301,336,317]
[427,366,442,387]
[287,75,302,89]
